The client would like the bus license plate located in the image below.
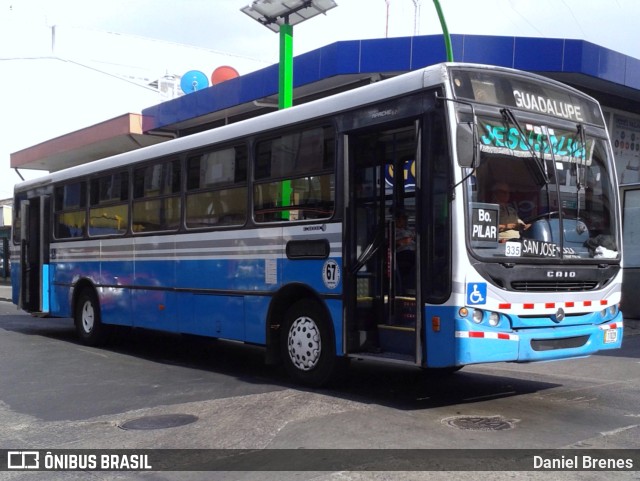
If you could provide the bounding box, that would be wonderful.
[604,329,618,344]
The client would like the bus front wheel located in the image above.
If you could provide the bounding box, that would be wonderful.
[74,289,109,347]
[281,299,338,387]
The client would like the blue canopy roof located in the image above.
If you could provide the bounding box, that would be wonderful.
[142,33,640,133]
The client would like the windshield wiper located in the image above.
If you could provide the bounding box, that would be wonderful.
[571,124,588,234]
[500,108,550,184]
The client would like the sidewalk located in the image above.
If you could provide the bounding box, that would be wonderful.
[0,280,11,302]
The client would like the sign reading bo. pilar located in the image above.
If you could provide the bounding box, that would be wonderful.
[471,203,499,245]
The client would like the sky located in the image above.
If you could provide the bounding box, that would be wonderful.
[1,0,639,199]
[8,0,636,61]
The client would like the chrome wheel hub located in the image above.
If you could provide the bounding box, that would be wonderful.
[82,301,95,333]
[287,316,321,371]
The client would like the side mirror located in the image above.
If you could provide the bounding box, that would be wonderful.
[456,121,479,168]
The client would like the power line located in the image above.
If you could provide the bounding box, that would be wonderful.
[559,0,586,37]
[507,0,545,36]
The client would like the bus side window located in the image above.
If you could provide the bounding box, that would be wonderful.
[132,159,181,233]
[54,182,87,239]
[253,125,335,224]
[185,145,247,229]
[216,188,247,225]
[185,192,219,227]
[89,172,129,236]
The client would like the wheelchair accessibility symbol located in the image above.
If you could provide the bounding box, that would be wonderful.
[467,283,487,305]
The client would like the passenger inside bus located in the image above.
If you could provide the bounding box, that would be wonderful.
[395,210,416,293]
[491,182,530,242]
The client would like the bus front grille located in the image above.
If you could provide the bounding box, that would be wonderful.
[511,280,599,292]
[531,335,589,351]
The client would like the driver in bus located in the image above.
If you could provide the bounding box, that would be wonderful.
[492,182,530,242]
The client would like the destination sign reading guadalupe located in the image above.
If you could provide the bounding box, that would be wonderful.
[512,89,584,122]
[450,68,604,127]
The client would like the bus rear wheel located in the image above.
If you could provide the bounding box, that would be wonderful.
[281,299,338,387]
[74,289,109,346]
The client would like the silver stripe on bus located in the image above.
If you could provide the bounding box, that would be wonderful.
[51,226,343,262]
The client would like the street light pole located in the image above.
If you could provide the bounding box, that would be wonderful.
[241,0,337,110]
[279,20,294,109]
[432,0,453,61]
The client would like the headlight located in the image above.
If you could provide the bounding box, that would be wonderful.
[472,309,483,324]
[488,312,500,326]
[609,305,618,316]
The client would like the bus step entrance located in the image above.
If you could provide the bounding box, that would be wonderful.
[349,350,415,364]
[351,296,416,359]
[388,296,416,326]
[377,296,416,356]
[376,324,415,356]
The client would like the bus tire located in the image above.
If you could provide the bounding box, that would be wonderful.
[74,289,109,347]
[281,299,338,387]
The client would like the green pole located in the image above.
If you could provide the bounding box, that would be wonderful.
[278,22,293,109]
[278,22,293,218]
[432,0,454,62]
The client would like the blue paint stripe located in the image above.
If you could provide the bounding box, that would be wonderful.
[41,264,50,313]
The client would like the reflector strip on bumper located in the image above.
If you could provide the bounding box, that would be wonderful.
[599,321,623,330]
[497,299,609,311]
[455,331,519,341]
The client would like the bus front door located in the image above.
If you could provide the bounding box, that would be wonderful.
[19,196,50,314]
[345,122,421,363]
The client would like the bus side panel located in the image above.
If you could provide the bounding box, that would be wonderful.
[131,234,175,331]
[99,286,132,327]
[281,258,343,295]
[11,261,20,306]
[325,298,344,356]
[131,289,178,331]
[424,305,459,368]
[97,239,134,326]
[50,260,101,318]
[131,258,178,332]
[98,253,134,326]
[244,296,271,345]
[49,269,71,317]
[175,257,265,338]
[49,261,133,323]
[181,293,244,340]
[175,257,280,293]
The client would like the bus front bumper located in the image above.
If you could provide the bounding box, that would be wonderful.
[453,315,623,365]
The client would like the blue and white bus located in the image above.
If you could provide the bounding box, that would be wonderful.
[13,63,624,386]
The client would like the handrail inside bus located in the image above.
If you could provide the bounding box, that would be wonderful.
[352,228,385,275]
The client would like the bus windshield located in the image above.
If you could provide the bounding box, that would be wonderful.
[465,116,620,262]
